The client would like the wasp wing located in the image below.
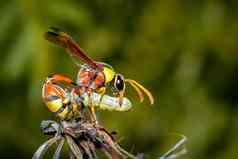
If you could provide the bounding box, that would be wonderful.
[45,27,102,70]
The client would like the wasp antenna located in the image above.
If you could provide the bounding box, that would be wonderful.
[125,79,144,103]
[126,79,154,105]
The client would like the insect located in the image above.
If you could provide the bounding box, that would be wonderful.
[45,27,154,121]
[82,92,132,112]
[42,74,132,120]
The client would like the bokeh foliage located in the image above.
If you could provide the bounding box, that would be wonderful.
[0,0,238,158]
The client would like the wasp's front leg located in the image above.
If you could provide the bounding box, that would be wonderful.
[112,90,124,107]
[97,87,106,96]
[87,89,98,124]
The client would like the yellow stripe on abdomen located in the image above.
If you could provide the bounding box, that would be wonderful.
[46,99,63,113]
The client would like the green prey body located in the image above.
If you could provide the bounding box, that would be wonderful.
[82,92,132,112]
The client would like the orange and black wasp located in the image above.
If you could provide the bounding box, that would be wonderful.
[44,27,154,122]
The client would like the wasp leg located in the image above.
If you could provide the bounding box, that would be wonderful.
[47,73,77,86]
[97,86,107,107]
[97,87,106,95]
[87,90,98,124]
[89,99,98,124]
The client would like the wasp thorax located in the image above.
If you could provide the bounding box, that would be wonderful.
[100,62,115,84]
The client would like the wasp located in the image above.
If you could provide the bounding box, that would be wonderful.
[44,27,154,121]
[42,74,132,120]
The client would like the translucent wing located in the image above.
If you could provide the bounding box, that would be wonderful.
[45,27,103,71]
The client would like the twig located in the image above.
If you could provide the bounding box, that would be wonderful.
[159,135,187,159]
[33,119,187,159]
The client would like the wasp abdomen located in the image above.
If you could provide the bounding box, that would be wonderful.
[42,82,72,119]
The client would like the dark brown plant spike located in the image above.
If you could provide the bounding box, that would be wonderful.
[34,119,187,159]
[79,141,97,159]
[32,135,62,159]
[158,135,187,159]
[66,135,84,159]
[69,150,76,159]
[53,139,65,159]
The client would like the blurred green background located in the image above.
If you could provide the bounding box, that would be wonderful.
[0,0,238,158]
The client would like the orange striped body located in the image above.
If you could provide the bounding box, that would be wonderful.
[77,66,105,91]
[42,76,79,119]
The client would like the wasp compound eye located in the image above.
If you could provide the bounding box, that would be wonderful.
[114,74,125,91]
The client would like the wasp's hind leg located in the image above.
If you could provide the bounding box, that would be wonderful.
[47,74,77,86]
